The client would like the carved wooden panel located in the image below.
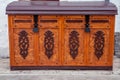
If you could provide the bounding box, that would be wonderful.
[90,16,110,28]
[38,16,60,66]
[13,29,35,66]
[63,17,85,66]
[13,15,33,28]
[64,16,85,28]
[38,16,59,28]
[63,16,85,66]
[44,30,54,59]
[88,29,110,66]
[94,31,105,60]
[69,31,80,59]
[19,30,29,59]
[39,29,59,66]
[63,29,85,66]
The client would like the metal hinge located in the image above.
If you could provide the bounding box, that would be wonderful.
[85,15,90,32]
[33,15,39,33]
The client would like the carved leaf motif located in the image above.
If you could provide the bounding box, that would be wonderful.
[69,31,79,59]
[44,30,54,59]
[94,31,105,60]
[19,30,29,59]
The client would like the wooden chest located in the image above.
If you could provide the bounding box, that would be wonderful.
[6,1,117,70]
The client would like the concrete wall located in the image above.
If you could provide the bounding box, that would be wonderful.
[0,0,120,58]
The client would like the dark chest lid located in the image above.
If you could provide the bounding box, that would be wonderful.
[6,1,117,15]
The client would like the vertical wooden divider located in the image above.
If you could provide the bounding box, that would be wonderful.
[85,32,89,66]
[36,15,40,66]
[84,15,89,66]
[34,32,39,66]
[60,16,64,66]
[109,16,115,66]
[8,15,15,66]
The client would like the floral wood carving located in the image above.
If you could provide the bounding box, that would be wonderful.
[69,31,79,59]
[44,30,54,59]
[94,31,105,60]
[19,30,29,59]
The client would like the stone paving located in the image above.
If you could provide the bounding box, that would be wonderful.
[0,56,120,80]
[115,32,120,57]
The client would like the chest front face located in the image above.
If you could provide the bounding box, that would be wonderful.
[8,14,115,70]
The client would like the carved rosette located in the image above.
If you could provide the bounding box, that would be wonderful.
[94,31,105,60]
[19,30,29,59]
[69,31,79,59]
[44,30,54,59]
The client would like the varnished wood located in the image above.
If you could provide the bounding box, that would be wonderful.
[109,16,115,66]
[8,15,115,69]
[87,15,112,66]
[63,16,85,66]
[13,15,33,29]
[13,29,35,66]
[38,16,60,66]
[8,15,15,66]
[88,29,110,66]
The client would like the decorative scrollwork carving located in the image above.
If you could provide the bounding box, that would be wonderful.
[94,31,105,60]
[44,30,54,59]
[19,30,29,59]
[69,31,79,59]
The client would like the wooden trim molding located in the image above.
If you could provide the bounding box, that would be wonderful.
[91,20,109,23]
[40,20,57,23]
[11,66,112,70]
[66,20,83,23]
[14,20,32,23]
